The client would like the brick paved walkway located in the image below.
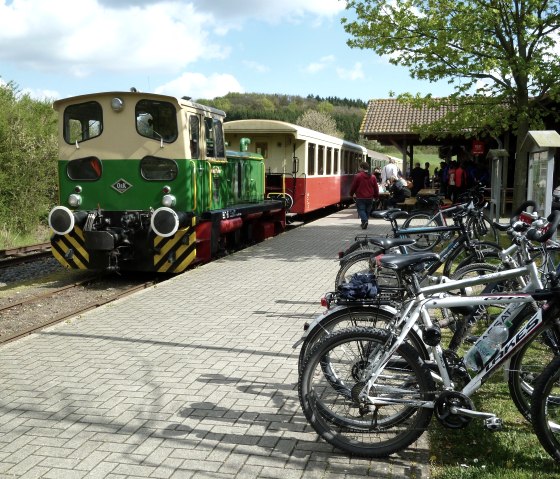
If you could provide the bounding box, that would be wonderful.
[0,207,430,478]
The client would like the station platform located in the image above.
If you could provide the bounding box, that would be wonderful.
[0,207,429,479]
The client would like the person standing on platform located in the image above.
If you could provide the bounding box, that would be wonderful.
[381,157,400,186]
[410,162,426,196]
[350,161,379,229]
[424,162,431,187]
[454,161,468,199]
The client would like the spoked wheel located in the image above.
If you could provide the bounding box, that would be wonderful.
[402,211,443,251]
[298,327,434,457]
[335,251,401,290]
[508,321,560,421]
[531,355,560,462]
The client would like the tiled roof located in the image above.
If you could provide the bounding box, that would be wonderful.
[360,98,457,136]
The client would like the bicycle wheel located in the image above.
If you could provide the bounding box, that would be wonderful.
[442,240,502,278]
[466,213,498,242]
[298,327,434,457]
[401,211,443,251]
[530,355,560,462]
[297,306,429,375]
[508,319,560,421]
[335,250,401,290]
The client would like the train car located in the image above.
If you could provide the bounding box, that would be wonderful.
[47,91,286,273]
[223,120,367,215]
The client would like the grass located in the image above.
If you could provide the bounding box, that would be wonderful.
[0,224,50,249]
[429,288,560,478]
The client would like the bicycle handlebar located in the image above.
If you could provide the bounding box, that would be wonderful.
[526,210,560,243]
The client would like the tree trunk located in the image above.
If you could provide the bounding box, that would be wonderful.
[512,119,530,210]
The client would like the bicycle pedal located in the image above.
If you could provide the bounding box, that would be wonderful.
[484,417,503,431]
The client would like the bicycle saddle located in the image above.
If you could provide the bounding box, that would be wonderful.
[378,252,440,270]
[370,209,404,220]
[367,237,416,249]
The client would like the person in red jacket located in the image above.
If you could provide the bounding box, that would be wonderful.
[350,161,379,229]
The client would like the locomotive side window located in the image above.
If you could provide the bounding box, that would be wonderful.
[67,156,102,180]
[140,156,178,181]
[63,101,102,144]
[135,100,178,143]
[204,117,225,158]
[189,115,200,159]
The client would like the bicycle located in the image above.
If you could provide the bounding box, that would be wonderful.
[335,204,502,288]
[297,211,560,457]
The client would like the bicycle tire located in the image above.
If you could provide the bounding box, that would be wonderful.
[297,306,429,375]
[442,240,502,278]
[508,319,560,421]
[335,250,401,290]
[530,354,560,462]
[466,213,499,242]
[401,211,443,251]
[298,327,434,457]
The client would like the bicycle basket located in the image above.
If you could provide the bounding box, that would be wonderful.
[337,272,379,300]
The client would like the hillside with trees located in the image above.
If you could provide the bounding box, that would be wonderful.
[197,92,369,144]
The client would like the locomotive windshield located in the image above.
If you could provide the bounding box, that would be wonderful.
[67,156,102,180]
[140,156,178,181]
[63,101,102,144]
[135,99,178,143]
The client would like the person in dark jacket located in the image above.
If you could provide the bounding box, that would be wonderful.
[350,161,379,229]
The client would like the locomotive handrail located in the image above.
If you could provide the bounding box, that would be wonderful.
[189,160,197,211]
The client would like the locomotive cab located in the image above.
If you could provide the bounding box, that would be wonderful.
[48,91,285,273]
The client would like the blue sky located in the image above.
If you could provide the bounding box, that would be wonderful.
[0,0,456,103]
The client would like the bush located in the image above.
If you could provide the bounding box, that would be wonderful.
[0,81,58,238]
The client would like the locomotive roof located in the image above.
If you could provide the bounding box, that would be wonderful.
[223,119,365,151]
[53,91,226,117]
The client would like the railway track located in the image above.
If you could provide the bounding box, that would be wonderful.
[0,277,158,345]
[0,242,52,268]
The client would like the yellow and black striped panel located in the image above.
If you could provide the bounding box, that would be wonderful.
[51,227,90,270]
[153,218,197,273]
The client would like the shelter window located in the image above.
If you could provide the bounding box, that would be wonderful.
[67,156,102,180]
[63,101,102,144]
[140,156,178,181]
[189,115,200,159]
[204,117,226,158]
[307,143,316,175]
[135,99,178,143]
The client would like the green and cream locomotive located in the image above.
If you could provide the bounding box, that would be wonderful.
[47,91,285,273]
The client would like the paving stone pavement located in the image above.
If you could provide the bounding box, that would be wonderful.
[0,207,430,478]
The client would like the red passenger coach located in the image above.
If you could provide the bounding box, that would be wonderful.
[223,120,367,215]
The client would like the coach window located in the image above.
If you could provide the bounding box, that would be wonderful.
[318,145,325,175]
[135,99,178,143]
[334,149,339,174]
[189,115,200,159]
[64,101,102,144]
[256,142,268,158]
[307,143,316,175]
[140,156,178,181]
[326,147,332,175]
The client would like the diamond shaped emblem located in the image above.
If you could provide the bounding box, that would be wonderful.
[111,178,133,194]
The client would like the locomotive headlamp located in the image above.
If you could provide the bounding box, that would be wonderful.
[68,194,82,207]
[111,97,124,112]
[162,194,176,207]
[151,207,188,237]
[48,206,87,235]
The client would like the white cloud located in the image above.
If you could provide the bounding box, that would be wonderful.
[0,0,224,77]
[306,55,336,73]
[155,72,244,99]
[21,88,60,101]
[337,62,365,81]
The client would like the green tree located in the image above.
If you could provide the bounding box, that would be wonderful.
[296,110,343,138]
[343,0,560,207]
